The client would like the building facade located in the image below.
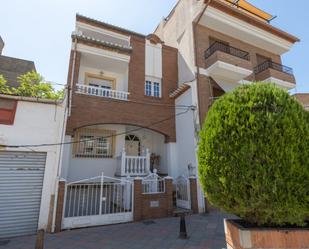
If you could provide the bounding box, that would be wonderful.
[0,95,67,238]
[58,0,299,230]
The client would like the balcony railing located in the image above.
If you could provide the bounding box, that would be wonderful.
[116,148,151,177]
[254,60,294,76]
[76,84,130,101]
[205,41,250,61]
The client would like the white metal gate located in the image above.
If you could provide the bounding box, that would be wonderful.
[62,174,133,229]
[175,176,191,210]
[0,151,46,239]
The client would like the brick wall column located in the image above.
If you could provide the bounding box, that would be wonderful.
[189,177,199,214]
[55,180,66,233]
[164,176,174,216]
[133,178,142,222]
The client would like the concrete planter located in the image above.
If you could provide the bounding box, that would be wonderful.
[224,219,309,249]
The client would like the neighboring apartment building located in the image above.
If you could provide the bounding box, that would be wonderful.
[57,0,298,230]
[0,36,36,88]
[294,93,309,111]
[154,0,298,210]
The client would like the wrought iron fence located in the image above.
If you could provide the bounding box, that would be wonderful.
[254,60,294,76]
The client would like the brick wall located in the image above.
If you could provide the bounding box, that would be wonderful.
[133,177,173,221]
[55,180,66,233]
[189,177,199,214]
[66,35,178,142]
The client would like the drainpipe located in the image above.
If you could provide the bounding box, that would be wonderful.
[68,37,78,117]
[51,37,77,232]
[192,0,212,214]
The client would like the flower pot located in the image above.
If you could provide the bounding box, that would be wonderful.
[224,219,309,249]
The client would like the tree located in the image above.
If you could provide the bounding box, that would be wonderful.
[0,74,12,94]
[0,72,64,100]
[15,71,64,100]
[198,83,309,226]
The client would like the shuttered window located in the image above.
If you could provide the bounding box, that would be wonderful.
[0,99,17,125]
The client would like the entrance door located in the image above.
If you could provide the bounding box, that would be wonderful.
[125,135,140,156]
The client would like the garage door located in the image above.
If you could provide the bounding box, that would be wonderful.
[0,151,46,238]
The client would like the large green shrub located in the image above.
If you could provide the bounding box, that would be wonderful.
[198,83,309,226]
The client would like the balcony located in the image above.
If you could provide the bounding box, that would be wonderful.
[254,61,296,89]
[76,84,130,101]
[204,42,253,92]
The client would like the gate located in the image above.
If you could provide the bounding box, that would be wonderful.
[62,174,133,229]
[175,176,191,210]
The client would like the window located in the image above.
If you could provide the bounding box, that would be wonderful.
[145,78,161,98]
[145,80,152,96]
[0,99,17,125]
[153,82,160,97]
[74,128,115,158]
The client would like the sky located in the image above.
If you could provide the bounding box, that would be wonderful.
[0,0,308,93]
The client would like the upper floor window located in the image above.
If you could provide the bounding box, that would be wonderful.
[153,82,160,97]
[145,77,162,98]
[145,80,152,96]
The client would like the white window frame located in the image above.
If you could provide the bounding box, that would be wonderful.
[145,77,162,98]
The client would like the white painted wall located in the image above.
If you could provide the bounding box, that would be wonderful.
[155,0,204,85]
[61,125,168,182]
[76,21,130,47]
[0,99,66,231]
[174,89,197,178]
[78,64,129,92]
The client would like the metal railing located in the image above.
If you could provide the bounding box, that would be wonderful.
[142,170,165,194]
[64,174,133,218]
[76,84,130,101]
[254,60,294,76]
[205,41,250,61]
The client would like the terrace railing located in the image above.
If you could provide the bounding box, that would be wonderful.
[254,60,294,76]
[205,41,250,61]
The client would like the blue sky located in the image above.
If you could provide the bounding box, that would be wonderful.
[0,0,307,93]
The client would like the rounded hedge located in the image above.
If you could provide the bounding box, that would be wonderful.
[198,83,309,226]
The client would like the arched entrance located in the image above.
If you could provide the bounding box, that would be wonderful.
[125,134,141,156]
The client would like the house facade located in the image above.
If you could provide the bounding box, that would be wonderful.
[60,14,179,184]
[57,0,298,231]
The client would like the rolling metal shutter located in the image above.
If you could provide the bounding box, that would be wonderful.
[0,151,46,238]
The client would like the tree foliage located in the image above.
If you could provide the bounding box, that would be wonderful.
[0,71,64,100]
[198,83,309,226]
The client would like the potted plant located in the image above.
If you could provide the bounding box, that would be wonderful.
[198,83,309,249]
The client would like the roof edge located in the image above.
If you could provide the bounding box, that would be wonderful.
[0,94,64,105]
[76,13,146,38]
[208,0,299,43]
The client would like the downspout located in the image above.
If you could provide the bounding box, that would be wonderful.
[51,37,77,232]
[68,37,78,117]
[193,0,213,126]
[192,0,212,213]
[51,95,68,233]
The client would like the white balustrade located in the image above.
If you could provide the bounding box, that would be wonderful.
[76,84,129,101]
[117,148,150,177]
